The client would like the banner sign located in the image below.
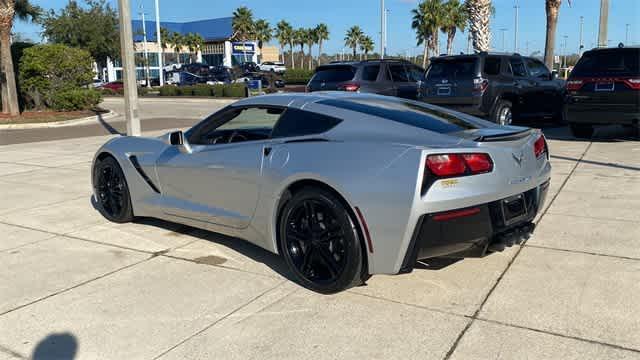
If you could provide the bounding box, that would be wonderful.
[232,42,255,54]
[247,79,262,97]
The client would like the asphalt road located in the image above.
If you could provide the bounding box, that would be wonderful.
[0,97,234,146]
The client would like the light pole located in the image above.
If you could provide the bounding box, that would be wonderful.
[500,28,508,52]
[562,35,568,68]
[625,24,630,45]
[139,6,151,88]
[579,16,584,55]
[117,0,141,136]
[155,0,163,86]
[380,0,385,59]
[514,1,519,53]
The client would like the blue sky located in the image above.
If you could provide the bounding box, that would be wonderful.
[15,0,640,56]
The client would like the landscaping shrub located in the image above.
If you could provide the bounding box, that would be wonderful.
[283,69,314,85]
[212,84,225,97]
[51,88,102,111]
[158,85,179,96]
[192,84,213,96]
[223,83,247,97]
[137,86,149,96]
[100,87,117,96]
[176,85,194,96]
[19,44,94,109]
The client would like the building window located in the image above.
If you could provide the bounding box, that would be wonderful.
[202,54,223,66]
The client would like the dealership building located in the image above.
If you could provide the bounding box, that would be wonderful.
[104,16,279,82]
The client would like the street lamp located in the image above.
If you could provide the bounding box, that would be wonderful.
[117,0,141,136]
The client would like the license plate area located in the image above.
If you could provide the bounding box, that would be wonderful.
[437,86,451,96]
[501,194,528,226]
[595,82,614,92]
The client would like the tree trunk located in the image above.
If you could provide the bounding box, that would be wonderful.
[447,29,456,55]
[422,42,429,68]
[544,2,559,70]
[468,0,491,52]
[318,40,323,65]
[352,47,356,58]
[0,27,19,115]
[308,45,312,70]
[299,45,304,70]
[290,43,295,69]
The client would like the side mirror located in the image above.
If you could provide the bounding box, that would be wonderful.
[169,131,184,146]
[551,70,559,80]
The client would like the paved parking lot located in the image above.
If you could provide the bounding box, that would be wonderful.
[1,99,639,359]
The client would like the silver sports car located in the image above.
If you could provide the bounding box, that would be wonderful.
[92,92,551,293]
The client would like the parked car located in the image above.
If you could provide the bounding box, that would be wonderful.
[99,81,124,92]
[92,92,550,293]
[420,52,566,125]
[235,72,285,88]
[91,78,105,88]
[163,63,182,72]
[259,61,287,73]
[306,59,424,99]
[566,46,640,138]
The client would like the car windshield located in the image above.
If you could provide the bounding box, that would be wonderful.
[318,98,482,134]
[571,48,640,77]
[427,58,477,79]
[311,66,356,82]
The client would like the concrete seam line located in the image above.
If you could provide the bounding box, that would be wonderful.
[0,344,27,359]
[0,194,89,217]
[347,290,472,320]
[0,111,119,130]
[160,254,283,281]
[442,141,594,360]
[0,256,154,317]
[525,244,640,262]
[475,317,640,354]
[541,212,638,224]
[151,280,288,360]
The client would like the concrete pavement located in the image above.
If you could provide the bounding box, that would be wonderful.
[0,99,639,359]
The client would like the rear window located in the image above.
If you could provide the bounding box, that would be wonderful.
[572,49,640,77]
[311,66,356,82]
[318,98,479,134]
[483,57,501,75]
[362,65,380,81]
[427,58,478,79]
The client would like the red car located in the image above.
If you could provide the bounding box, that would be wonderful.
[100,81,124,92]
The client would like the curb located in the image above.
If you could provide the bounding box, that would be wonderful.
[0,110,118,130]
[102,97,242,103]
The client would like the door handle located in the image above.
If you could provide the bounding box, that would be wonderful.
[263,147,272,157]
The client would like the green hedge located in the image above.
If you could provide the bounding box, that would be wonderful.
[283,69,314,85]
[51,89,102,111]
[157,84,246,97]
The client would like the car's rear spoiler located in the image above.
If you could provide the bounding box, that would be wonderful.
[475,129,534,142]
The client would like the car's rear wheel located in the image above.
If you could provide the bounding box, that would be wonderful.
[279,187,365,294]
[93,156,134,223]
[491,99,513,126]
[569,123,594,139]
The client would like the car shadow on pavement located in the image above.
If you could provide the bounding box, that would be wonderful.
[528,123,638,142]
[32,332,78,360]
[96,112,124,136]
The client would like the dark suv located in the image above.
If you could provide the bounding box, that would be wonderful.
[421,53,566,125]
[306,59,424,99]
[566,46,640,138]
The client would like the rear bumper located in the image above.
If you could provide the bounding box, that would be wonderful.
[567,103,639,125]
[421,97,488,117]
[399,181,550,273]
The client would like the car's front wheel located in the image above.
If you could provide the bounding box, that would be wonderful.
[93,156,134,223]
[279,187,366,294]
[491,99,513,126]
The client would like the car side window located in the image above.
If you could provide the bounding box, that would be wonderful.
[509,58,528,77]
[525,58,551,79]
[389,64,409,82]
[189,106,284,145]
[483,57,501,76]
[407,65,425,82]
[362,65,381,81]
[271,108,342,138]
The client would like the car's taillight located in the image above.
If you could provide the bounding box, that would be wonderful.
[473,77,489,94]
[534,134,548,159]
[426,153,493,178]
[338,83,360,92]
[623,78,640,90]
[566,79,584,91]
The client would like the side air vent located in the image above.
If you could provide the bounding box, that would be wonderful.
[129,155,160,193]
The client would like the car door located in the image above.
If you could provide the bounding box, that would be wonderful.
[155,106,284,229]
[508,57,534,115]
[375,64,396,96]
[524,57,558,115]
[388,63,413,99]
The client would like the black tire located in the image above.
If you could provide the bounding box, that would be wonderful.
[491,99,513,126]
[93,156,134,223]
[569,123,594,139]
[553,104,568,125]
[278,187,365,294]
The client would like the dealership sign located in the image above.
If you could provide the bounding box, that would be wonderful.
[232,42,255,54]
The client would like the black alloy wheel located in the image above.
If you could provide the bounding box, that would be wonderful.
[279,188,365,293]
[94,156,134,223]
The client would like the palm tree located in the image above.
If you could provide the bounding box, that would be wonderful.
[306,28,318,70]
[254,18,272,61]
[544,0,571,69]
[412,0,444,67]
[275,20,293,65]
[167,31,184,63]
[465,0,492,53]
[344,26,364,59]
[315,23,329,65]
[441,0,467,55]
[184,33,204,63]
[159,27,170,52]
[360,35,374,59]
[232,6,255,62]
[294,28,307,69]
[0,0,41,115]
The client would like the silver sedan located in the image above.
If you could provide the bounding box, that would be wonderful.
[92,92,551,293]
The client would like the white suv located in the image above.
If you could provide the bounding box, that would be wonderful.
[259,61,286,73]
